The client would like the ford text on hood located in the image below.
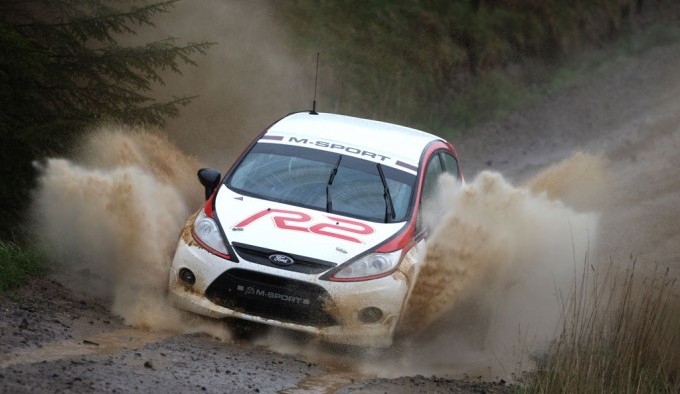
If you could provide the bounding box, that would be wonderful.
[168,111,463,347]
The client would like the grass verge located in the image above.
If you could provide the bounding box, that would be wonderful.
[518,259,680,393]
[0,240,53,293]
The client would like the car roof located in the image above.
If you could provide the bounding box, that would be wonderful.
[264,112,444,167]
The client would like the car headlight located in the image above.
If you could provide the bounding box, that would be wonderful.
[192,209,230,258]
[330,250,402,281]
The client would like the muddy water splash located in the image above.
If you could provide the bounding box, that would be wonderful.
[401,153,605,333]
[373,153,606,378]
[32,126,230,339]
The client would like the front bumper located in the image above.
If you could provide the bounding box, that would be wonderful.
[168,237,409,347]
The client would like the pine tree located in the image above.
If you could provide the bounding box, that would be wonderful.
[0,0,213,239]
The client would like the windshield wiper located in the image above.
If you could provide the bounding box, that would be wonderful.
[326,155,342,213]
[377,163,396,223]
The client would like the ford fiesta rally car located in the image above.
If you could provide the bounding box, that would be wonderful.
[168,111,462,347]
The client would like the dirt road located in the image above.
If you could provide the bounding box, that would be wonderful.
[2,39,679,394]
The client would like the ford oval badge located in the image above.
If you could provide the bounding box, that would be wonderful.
[269,254,295,266]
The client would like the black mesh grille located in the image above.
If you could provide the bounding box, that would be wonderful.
[232,242,336,274]
[205,268,338,327]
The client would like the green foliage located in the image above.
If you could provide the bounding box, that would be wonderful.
[0,0,213,240]
[279,0,674,134]
[0,241,53,292]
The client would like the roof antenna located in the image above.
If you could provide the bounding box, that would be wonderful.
[310,52,319,115]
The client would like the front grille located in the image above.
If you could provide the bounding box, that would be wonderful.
[232,242,336,274]
[205,268,338,327]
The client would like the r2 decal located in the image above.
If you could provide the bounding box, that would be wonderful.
[234,209,374,243]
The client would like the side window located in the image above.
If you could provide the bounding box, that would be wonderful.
[421,154,443,204]
[417,154,444,233]
[441,152,459,179]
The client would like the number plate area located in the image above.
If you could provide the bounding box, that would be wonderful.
[205,268,338,327]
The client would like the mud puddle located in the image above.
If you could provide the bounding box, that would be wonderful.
[280,368,363,394]
[0,327,171,369]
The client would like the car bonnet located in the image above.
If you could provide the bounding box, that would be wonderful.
[214,186,406,265]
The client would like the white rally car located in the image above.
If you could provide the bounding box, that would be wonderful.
[168,111,462,347]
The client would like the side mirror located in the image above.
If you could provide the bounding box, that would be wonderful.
[197,168,222,200]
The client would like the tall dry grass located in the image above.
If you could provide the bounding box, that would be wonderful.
[521,258,680,393]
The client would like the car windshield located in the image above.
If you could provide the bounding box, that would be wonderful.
[227,143,416,222]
